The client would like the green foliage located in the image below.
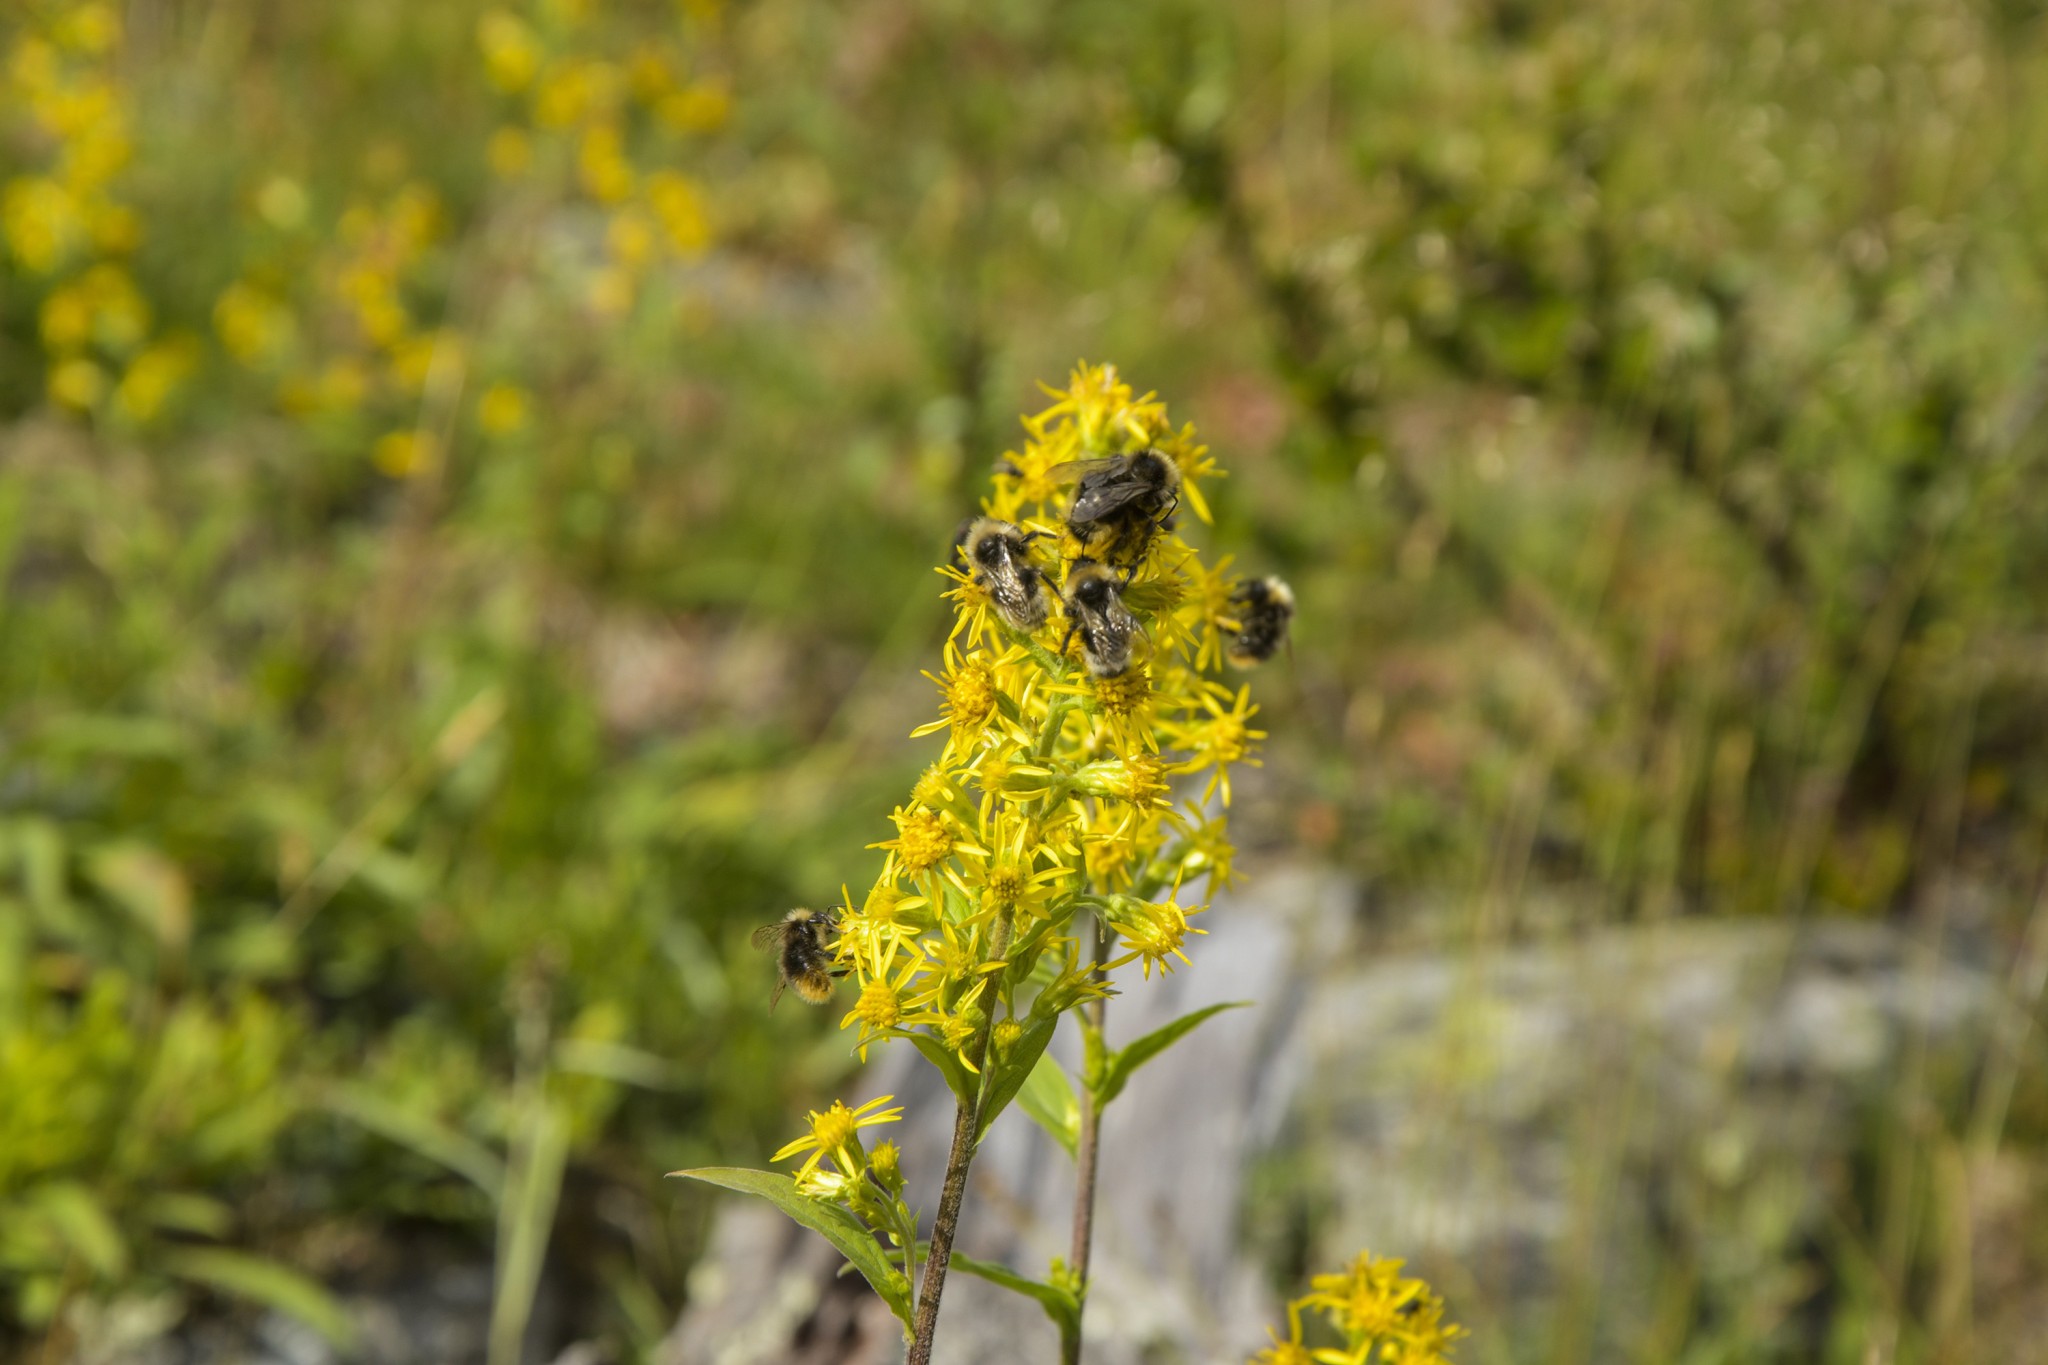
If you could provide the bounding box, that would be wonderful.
[668,1168,913,1328]
[4,0,2046,1358]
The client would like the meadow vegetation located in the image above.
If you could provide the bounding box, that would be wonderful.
[3,0,2046,1360]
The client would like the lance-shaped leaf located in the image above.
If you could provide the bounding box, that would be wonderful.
[950,1251,1080,1343]
[669,1167,912,1329]
[1014,1051,1080,1156]
[1095,1001,1250,1107]
[974,1012,1059,1143]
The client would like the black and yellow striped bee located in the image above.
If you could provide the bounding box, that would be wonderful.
[1053,448,1181,567]
[953,516,1053,633]
[1059,558,1143,678]
[752,907,845,1008]
[1226,576,1295,668]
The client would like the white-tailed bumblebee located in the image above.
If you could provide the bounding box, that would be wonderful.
[1226,576,1295,668]
[1052,448,1182,567]
[1059,558,1143,678]
[752,907,845,1008]
[953,516,1053,633]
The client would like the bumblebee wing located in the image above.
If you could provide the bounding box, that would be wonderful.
[1045,456,1124,486]
[751,922,785,950]
[1066,476,1155,525]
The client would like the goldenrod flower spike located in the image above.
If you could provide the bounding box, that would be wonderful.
[738,364,1329,1363]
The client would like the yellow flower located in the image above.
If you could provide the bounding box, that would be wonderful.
[911,642,1027,764]
[113,338,197,424]
[608,208,657,266]
[1165,681,1265,805]
[1104,889,1205,979]
[870,805,959,882]
[373,430,437,479]
[770,1096,903,1182]
[578,123,635,203]
[54,4,122,55]
[1304,1253,1423,1341]
[214,280,294,367]
[940,563,999,649]
[658,81,732,132]
[478,382,531,436]
[477,11,543,92]
[3,176,85,273]
[646,170,710,255]
[47,356,106,410]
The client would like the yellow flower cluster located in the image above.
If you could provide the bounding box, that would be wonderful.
[3,3,193,423]
[478,1,722,317]
[785,363,1268,1113]
[198,2,725,477]
[1251,1253,1464,1365]
[215,181,465,476]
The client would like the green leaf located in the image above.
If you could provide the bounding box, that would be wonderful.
[492,1094,571,1365]
[141,1192,234,1239]
[908,1030,975,1106]
[161,1247,355,1347]
[669,1168,913,1329]
[1014,1051,1080,1157]
[30,1182,128,1280]
[975,1013,1058,1144]
[949,1252,1080,1340]
[321,1083,507,1200]
[1095,1002,1251,1107]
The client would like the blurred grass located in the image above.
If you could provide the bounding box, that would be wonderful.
[3,0,2047,1360]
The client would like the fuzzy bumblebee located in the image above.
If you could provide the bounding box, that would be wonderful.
[752,907,845,1008]
[1054,448,1182,568]
[953,516,1053,633]
[1226,576,1294,668]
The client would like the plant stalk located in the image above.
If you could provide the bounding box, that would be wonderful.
[1062,917,1112,1365]
[906,915,1012,1365]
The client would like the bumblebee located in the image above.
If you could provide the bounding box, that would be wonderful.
[1053,448,1181,567]
[1226,576,1295,668]
[751,907,845,1008]
[953,517,1053,633]
[1059,558,1143,678]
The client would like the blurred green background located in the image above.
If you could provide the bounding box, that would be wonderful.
[4,0,2047,1360]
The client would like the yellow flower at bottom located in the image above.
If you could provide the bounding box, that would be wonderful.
[771,1095,903,1181]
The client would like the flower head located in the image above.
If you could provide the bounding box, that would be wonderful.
[771,1096,903,1182]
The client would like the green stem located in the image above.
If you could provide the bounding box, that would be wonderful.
[906,914,1012,1365]
[1062,918,1112,1365]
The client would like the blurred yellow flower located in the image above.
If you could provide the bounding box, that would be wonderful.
[478,11,543,92]
[373,430,438,479]
[113,338,197,424]
[214,281,295,367]
[255,176,310,232]
[488,126,534,179]
[646,170,709,255]
[47,356,106,410]
[658,81,732,133]
[607,208,657,266]
[578,123,635,202]
[53,3,121,55]
[3,176,85,273]
[478,382,531,436]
